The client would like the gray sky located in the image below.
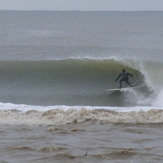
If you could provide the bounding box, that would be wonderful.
[0,0,163,11]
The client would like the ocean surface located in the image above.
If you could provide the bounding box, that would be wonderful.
[0,11,163,162]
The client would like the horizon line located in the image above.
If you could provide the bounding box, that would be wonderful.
[0,9,163,12]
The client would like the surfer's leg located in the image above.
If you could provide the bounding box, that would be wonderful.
[126,80,132,87]
[119,80,123,88]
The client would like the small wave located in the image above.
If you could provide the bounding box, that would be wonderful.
[7,145,66,152]
[0,105,163,125]
[103,148,136,160]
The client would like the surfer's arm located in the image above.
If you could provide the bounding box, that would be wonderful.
[115,74,121,82]
[127,73,133,77]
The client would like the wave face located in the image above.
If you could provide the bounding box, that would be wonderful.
[0,58,158,107]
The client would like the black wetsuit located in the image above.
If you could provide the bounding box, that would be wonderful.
[115,71,133,88]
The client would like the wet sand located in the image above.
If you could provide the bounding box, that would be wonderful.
[0,121,163,163]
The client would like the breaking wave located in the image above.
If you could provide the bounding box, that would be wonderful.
[0,105,163,125]
[0,57,158,106]
[0,57,162,126]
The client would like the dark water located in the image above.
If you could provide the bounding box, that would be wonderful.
[1,122,163,163]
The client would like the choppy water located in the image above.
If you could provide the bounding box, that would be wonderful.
[1,122,163,163]
[0,11,163,162]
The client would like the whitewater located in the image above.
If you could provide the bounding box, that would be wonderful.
[1,11,163,163]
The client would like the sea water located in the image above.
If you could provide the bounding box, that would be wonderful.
[0,11,163,162]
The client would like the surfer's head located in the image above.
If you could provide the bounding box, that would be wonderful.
[122,69,126,72]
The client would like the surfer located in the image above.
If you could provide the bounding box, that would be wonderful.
[115,69,133,88]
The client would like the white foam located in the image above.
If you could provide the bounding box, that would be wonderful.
[0,106,163,125]
[152,90,163,107]
[0,102,160,113]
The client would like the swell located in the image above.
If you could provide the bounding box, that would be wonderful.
[0,58,155,106]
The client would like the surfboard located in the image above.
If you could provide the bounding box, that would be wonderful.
[106,87,132,92]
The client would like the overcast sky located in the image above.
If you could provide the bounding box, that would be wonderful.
[0,0,163,11]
